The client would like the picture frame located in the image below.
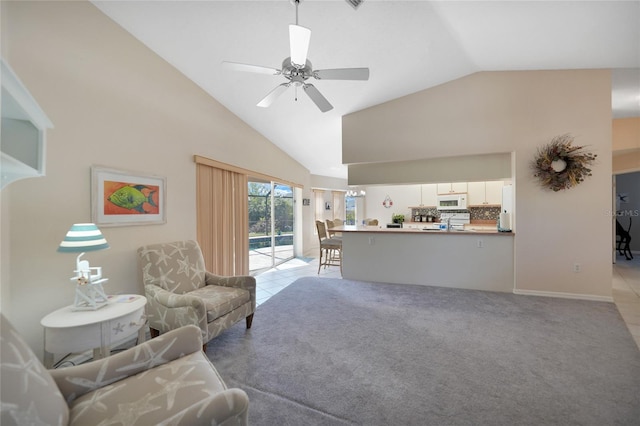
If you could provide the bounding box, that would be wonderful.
[302,198,310,206]
[91,166,166,227]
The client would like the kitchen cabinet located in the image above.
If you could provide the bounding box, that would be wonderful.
[1,59,53,190]
[420,184,438,206]
[341,229,514,292]
[468,181,504,206]
[467,182,486,205]
[437,182,468,194]
[485,181,504,205]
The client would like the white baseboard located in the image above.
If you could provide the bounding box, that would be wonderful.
[513,289,614,303]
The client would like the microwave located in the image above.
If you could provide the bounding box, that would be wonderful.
[437,193,468,211]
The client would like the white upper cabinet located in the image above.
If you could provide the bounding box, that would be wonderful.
[467,181,486,205]
[436,182,468,194]
[420,184,438,206]
[1,59,53,190]
[485,181,504,205]
[468,181,504,206]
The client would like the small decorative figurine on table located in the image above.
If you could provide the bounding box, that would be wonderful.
[71,258,109,310]
[57,223,110,310]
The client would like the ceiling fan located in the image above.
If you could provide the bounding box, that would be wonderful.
[222,0,369,113]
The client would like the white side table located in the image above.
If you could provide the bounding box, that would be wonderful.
[41,294,147,368]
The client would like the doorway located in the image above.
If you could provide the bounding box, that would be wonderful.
[248,180,295,273]
[614,171,639,262]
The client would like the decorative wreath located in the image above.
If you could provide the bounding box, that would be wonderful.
[382,195,393,208]
[532,134,597,192]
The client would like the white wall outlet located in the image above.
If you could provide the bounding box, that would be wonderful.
[477,239,483,248]
[573,263,581,273]
[368,236,375,245]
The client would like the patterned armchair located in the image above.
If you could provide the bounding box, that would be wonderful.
[0,315,249,425]
[137,240,256,347]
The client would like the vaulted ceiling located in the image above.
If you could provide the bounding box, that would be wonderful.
[93,1,640,179]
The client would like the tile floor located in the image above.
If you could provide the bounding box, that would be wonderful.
[255,254,640,350]
[254,257,342,307]
[612,254,640,350]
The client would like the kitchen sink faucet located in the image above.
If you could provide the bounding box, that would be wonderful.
[446,213,457,232]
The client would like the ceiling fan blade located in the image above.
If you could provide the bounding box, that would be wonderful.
[314,68,370,81]
[222,61,281,76]
[303,84,333,113]
[289,24,311,68]
[257,83,290,108]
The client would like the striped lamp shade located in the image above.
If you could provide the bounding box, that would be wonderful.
[57,223,109,253]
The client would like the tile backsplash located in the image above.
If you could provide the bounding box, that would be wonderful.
[410,206,501,222]
[469,206,501,221]
[409,207,439,221]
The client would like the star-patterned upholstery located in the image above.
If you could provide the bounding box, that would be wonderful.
[0,315,249,425]
[137,240,256,347]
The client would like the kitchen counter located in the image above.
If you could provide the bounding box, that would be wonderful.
[332,225,514,292]
[333,225,513,235]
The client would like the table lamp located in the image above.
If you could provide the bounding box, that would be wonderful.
[58,223,110,310]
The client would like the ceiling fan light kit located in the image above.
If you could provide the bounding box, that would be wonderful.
[222,0,369,112]
[289,24,311,68]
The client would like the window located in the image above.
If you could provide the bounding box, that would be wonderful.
[345,195,356,225]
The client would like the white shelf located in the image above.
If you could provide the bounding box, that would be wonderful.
[1,58,53,189]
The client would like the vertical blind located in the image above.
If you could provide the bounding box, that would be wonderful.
[313,189,325,233]
[332,191,344,221]
[196,164,249,276]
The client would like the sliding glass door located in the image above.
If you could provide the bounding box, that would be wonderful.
[248,180,294,273]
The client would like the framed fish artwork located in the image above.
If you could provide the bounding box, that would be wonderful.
[91,166,166,226]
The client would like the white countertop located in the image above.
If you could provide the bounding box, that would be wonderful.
[333,225,513,235]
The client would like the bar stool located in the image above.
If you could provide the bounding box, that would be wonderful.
[316,220,342,274]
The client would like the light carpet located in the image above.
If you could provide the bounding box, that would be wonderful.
[206,277,640,425]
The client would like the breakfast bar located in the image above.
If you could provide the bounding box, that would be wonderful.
[334,225,514,292]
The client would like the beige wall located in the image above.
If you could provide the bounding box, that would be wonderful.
[613,117,640,152]
[613,117,640,173]
[1,1,311,355]
[348,153,512,186]
[343,70,613,299]
[614,151,640,174]
[310,174,348,192]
